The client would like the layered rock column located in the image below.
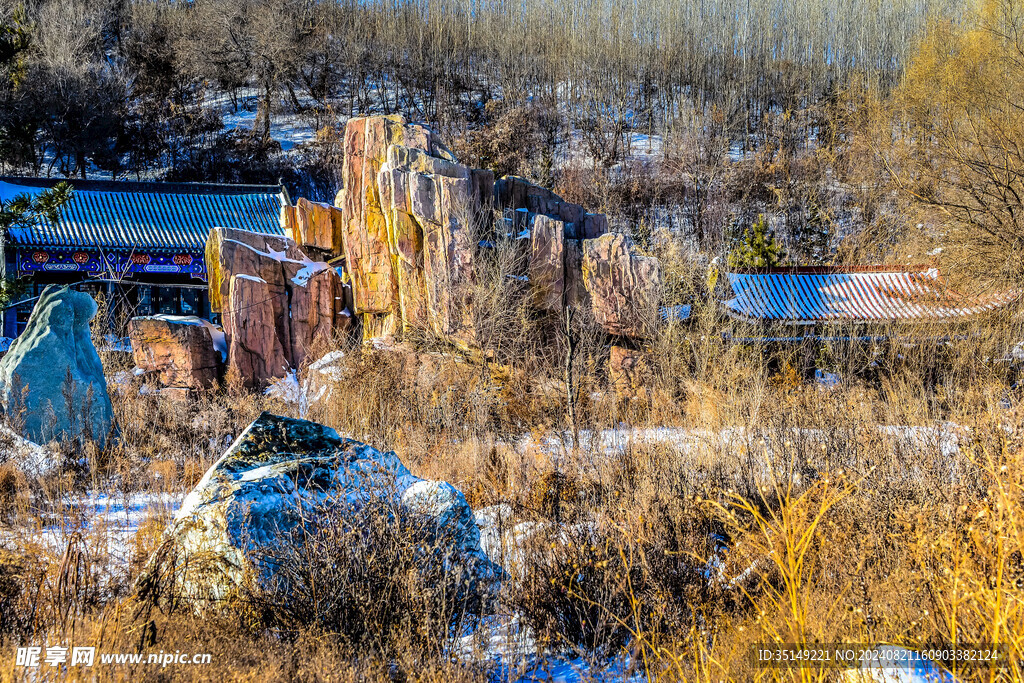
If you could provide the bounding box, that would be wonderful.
[528,215,565,312]
[375,144,493,348]
[339,115,460,339]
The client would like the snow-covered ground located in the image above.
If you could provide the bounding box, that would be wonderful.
[214,91,318,151]
[21,491,184,583]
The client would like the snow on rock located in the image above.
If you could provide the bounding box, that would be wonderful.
[291,260,330,287]
[265,350,347,416]
[142,412,501,608]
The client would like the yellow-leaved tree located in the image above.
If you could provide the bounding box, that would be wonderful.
[880,0,1024,292]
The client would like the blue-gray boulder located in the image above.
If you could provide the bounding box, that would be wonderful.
[0,285,115,448]
[146,412,501,608]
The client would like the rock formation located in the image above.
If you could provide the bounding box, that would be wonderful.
[128,315,224,390]
[330,115,663,351]
[528,215,565,312]
[0,286,115,447]
[494,175,608,241]
[376,144,493,347]
[336,115,492,348]
[339,115,456,335]
[143,412,500,607]
[204,115,664,390]
[283,197,344,256]
[205,227,349,386]
[583,233,662,338]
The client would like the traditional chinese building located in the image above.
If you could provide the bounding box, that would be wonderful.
[0,177,287,337]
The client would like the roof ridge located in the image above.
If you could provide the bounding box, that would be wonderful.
[0,176,283,196]
[728,265,936,274]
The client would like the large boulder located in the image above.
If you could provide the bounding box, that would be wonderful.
[128,315,224,390]
[0,286,114,447]
[225,274,291,387]
[144,412,499,607]
[528,214,565,312]
[283,197,344,255]
[583,233,662,338]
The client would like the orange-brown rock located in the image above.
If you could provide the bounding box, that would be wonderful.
[376,142,492,347]
[205,228,350,386]
[608,345,651,401]
[206,227,303,314]
[225,274,290,387]
[288,263,346,368]
[582,233,662,338]
[285,198,344,254]
[338,115,455,319]
[128,316,222,390]
[564,238,592,313]
[528,215,565,311]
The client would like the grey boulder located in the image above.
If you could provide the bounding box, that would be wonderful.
[145,412,501,607]
[0,285,115,448]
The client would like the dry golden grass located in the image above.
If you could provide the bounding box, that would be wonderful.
[0,294,1023,681]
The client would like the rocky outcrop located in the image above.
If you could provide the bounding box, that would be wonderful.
[143,412,500,608]
[0,286,114,447]
[497,177,660,334]
[128,315,224,390]
[376,144,492,347]
[335,115,492,348]
[225,274,291,386]
[206,227,349,387]
[283,197,344,256]
[339,115,457,328]
[205,227,302,315]
[583,233,662,338]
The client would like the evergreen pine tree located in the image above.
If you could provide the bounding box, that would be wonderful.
[1,182,72,235]
[728,214,786,269]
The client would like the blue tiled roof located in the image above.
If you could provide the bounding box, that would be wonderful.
[724,266,1017,323]
[0,177,285,251]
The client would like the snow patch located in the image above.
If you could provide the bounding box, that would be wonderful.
[291,260,329,287]
[0,425,56,478]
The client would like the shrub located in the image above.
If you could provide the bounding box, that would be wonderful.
[238,497,491,655]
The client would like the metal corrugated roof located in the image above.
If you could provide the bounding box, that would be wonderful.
[0,177,284,251]
[724,266,1016,323]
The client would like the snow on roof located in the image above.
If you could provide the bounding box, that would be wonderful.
[0,176,284,251]
[724,266,1018,323]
